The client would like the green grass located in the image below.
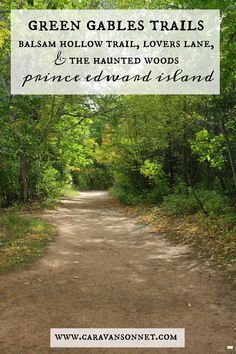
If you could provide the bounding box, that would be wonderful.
[61,185,79,198]
[0,212,56,274]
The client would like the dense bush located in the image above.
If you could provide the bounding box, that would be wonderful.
[163,192,199,216]
[35,166,71,202]
[109,187,142,205]
[163,188,231,216]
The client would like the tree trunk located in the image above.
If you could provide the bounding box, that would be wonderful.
[220,119,236,191]
[167,146,174,188]
[182,130,188,185]
[18,150,28,202]
[187,172,209,217]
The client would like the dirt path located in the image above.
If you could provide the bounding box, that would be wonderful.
[0,191,235,354]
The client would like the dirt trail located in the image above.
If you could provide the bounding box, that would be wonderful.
[0,191,236,354]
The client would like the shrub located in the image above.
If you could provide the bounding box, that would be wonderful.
[198,189,230,215]
[140,160,169,203]
[163,192,199,216]
[144,184,169,204]
[163,188,231,217]
[35,166,70,203]
[109,187,142,205]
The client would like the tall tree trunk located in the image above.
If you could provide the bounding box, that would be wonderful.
[18,150,28,202]
[182,129,188,185]
[187,172,209,217]
[220,119,236,191]
[206,161,211,189]
[167,146,174,188]
[218,173,226,192]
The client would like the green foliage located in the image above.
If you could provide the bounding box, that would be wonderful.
[0,20,9,48]
[163,188,231,216]
[61,184,79,198]
[140,160,169,202]
[140,160,164,182]
[201,190,230,215]
[0,94,98,206]
[190,129,225,169]
[73,164,112,190]
[163,191,200,216]
[36,166,69,201]
[0,0,235,227]
[145,185,169,203]
[109,187,142,205]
